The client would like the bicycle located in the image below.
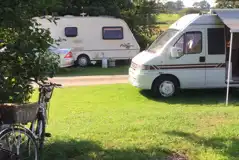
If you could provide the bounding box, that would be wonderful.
[0,145,19,160]
[29,79,62,152]
[0,103,40,160]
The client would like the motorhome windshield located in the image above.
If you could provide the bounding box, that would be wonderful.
[147,29,178,53]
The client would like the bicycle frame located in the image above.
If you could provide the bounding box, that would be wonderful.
[30,79,61,138]
[37,83,56,123]
[38,87,48,123]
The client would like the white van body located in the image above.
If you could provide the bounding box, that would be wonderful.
[33,16,140,67]
[129,12,239,97]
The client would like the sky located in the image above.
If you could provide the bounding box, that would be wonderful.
[169,0,216,7]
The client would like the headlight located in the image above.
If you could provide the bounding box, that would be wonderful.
[130,62,154,70]
[140,65,152,70]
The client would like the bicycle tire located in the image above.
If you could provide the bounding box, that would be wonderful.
[37,116,46,151]
[30,112,46,152]
[0,126,39,160]
[0,147,19,160]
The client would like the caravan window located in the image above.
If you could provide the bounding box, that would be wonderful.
[65,27,78,37]
[102,27,123,40]
[208,28,225,55]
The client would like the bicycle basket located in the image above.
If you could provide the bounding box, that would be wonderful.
[0,148,19,160]
[0,102,39,125]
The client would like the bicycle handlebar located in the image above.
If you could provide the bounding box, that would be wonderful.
[28,78,62,88]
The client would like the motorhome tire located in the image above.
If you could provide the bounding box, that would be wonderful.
[77,55,90,67]
[152,76,179,98]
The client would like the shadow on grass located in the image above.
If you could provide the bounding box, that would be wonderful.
[42,139,188,160]
[165,131,239,159]
[140,89,239,105]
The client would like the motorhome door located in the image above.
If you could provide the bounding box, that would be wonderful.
[172,29,206,88]
[205,27,226,87]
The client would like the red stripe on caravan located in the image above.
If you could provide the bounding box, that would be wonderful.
[155,63,226,69]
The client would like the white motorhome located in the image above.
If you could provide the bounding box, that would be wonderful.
[34,16,140,67]
[129,9,239,98]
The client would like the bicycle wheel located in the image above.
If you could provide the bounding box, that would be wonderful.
[0,126,39,160]
[30,112,46,151]
[0,147,19,160]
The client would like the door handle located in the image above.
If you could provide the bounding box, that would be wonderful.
[199,56,205,62]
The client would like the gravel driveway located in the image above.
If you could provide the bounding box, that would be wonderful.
[32,75,129,87]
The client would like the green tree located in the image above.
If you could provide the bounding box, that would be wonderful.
[165,1,177,12]
[50,0,162,50]
[216,0,239,8]
[193,2,200,8]
[175,0,184,10]
[48,0,131,17]
[193,0,211,9]
[0,0,60,103]
[121,0,162,49]
[179,7,201,16]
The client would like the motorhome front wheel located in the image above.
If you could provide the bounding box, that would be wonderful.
[152,76,179,98]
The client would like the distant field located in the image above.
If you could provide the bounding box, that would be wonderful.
[157,13,181,24]
[158,24,170,31]
[156,13,180,31]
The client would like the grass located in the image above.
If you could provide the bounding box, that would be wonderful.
[56,65,129,77]
[156,14,181,24]
[30,84,239,160]
[156,13,180,31]
[157,24,170,31]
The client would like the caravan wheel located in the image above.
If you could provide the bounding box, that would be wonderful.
[77,55,90,67]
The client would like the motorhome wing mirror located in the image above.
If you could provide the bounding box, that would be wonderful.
[170,47,183,58]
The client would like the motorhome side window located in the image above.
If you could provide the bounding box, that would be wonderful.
[102,27,123,40]
[65,27,78,37]
[174,32,202,54]
[208,28,225,55]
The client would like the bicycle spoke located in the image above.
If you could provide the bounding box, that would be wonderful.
[0,127,38,160]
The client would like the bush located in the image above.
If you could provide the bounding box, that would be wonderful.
[0,9,60,103]
[134,25,163,51]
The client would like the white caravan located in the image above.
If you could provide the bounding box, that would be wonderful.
[34,16,140,67]
[129,9,239,98]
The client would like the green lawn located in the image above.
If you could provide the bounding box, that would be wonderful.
[156,14,180,31]
[156,14,181,24]
[31,84,239,160]
[157,24,170,31]
[56,65,129,77]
